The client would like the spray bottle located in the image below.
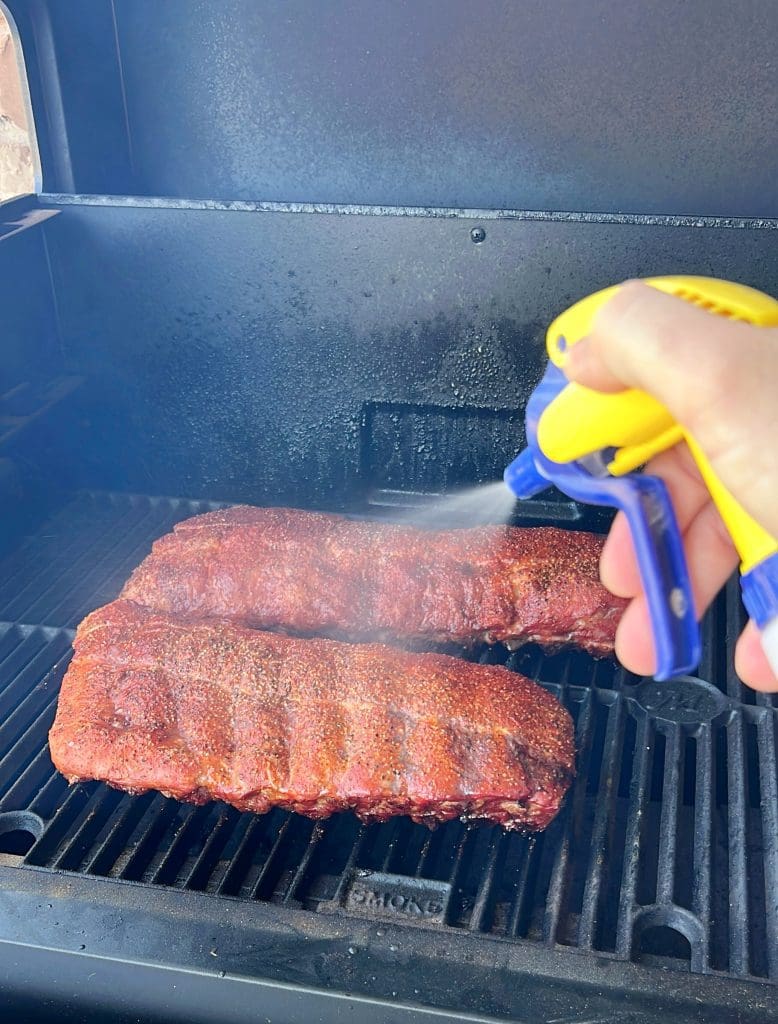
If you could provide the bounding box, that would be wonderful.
[504,276,778,681]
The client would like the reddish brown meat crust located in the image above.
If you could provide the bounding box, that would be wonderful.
[121,507,624,655]
[49,600,575,831]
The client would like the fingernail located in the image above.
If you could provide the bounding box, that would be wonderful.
[563,336,590,379]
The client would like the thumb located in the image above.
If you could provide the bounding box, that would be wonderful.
[565,281,743,419]
[564,280,778,537]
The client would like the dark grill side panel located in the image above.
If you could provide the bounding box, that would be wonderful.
[0,491,775,989]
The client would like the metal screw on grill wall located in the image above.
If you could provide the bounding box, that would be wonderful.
[470,226,486,244]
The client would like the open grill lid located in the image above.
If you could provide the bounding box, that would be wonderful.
[6,0,778,217]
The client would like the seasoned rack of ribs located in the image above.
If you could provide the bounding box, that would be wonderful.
[121,506,625,655]
[49,599,575,831]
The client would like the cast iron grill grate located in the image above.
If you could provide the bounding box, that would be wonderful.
[0,491,775,985]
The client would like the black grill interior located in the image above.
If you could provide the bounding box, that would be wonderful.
[2,4,778,1018]
[0,490,776,987]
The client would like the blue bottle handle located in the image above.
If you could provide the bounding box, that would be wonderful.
[505,363,700,680]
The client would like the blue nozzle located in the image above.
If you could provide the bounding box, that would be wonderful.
[503,448,548,499]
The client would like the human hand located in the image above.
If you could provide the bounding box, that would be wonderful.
[563,280,778,691]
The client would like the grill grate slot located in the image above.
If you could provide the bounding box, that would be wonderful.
[23,783,95,866]
[506,834,538,938]
[147,804,216,886]
[0,628,58,687]
[324,823,369,905]
[40,507,182,629]
[250,812,297,900]
[50,786,126,872]
[2,743,59,811]
[467,828,505,932]
[182,806,242,893]
[282,820,327,904]
[0,491,775,986]
[81,792,157,877]
[213,815,269,898]
[113,796,182,881]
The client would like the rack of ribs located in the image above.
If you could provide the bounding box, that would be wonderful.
[120,506,624,655]
[49,599,576,831]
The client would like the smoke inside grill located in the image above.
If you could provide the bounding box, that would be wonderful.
[0,491,776,985]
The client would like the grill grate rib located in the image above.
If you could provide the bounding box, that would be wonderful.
[467,829,504,932]
[655,723,682,906]
[615,713,652,959]
[757,712,778,978]
[0,491,775,986]
[692,724,713,967]
[577,694,625,949]
[727,714,750,974]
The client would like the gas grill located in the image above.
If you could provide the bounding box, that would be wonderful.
[1,3,777,1022]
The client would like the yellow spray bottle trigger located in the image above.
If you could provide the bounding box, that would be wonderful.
[537,276,778,576]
